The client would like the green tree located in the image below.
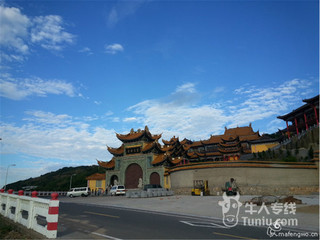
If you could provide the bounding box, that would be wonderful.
[279,148,283,157]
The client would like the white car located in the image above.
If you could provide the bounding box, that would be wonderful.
[110,185,126,196]
[67,187,90,197]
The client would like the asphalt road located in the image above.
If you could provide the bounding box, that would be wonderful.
[57,201,319,239]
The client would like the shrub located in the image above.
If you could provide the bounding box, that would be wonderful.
[308,146,314,159]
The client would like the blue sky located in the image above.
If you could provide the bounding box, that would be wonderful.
[0,0,319,187]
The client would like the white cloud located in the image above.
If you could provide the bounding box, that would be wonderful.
[107,7,118,28]
[212,86,225,94]
[126,79,317,139]
[229,79,314,128]
[0,111,120,162]
[79,47,93,55]
[31,15,75,51]
[0,5,75,62]
[175,83,196,93]
[105,43,124,54]
[106,1,145,28]
[123,117,141,122]
[0,5,30,58]
[0,75,76,100]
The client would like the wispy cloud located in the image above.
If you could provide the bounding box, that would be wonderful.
[0,74,77,100]
[0,5,75,62]
[106,1,146,28]
[126,79,318,139]
[31,15,75,51]
[79,47,93,55]
[175,83,196,93]
[105,43,124,54]
[229,79,315,127]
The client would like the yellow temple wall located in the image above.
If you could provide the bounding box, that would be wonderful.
[87,179,106,191]
[164,175,171,189]
[251,142,279,153]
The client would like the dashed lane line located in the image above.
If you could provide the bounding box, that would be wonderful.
[91,232,122,240]
[84,211,120,218]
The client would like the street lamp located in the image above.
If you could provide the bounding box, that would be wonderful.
[4,164,16,190]
[69,174,76,190]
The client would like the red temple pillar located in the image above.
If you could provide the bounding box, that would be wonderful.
[286,121,291,138]
[304,113,309,130]
[294,118,299,135]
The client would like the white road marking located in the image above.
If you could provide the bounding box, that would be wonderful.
[91,232,122,240]
[180,220,228,228]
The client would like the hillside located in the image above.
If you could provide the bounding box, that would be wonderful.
[4,165,105,191]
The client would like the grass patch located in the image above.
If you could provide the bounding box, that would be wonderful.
[0,216,35,239]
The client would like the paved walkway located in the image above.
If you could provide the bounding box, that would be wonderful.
[60,194,319,232]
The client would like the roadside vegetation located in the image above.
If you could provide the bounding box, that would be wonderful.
[4,165,105,191]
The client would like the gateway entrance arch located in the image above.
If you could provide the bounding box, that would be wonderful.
[125,163,143,189]
[150,172,160,185]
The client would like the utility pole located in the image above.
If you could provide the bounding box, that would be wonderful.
[69,174,76,190]
[4,164,16,190]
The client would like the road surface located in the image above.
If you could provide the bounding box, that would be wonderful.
[57,201,318,239]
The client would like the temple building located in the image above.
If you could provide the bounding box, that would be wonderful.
[184,124,261,161]
[97,126,184,189]
[97,124,274,189]
[277,95,319,138]
[86,173,106,192]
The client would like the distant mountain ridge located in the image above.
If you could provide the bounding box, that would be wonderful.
[4,165,105,191]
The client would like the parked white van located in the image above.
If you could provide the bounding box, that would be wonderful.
[67,187,90,197]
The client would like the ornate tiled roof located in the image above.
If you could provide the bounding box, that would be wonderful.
[190,141,204,147]
[116,126,162,142]
[86,173,106,180]
[171,157,183,165]
[97,158,115,169]
[142,142,165,154]
[219,142,240,148]
[201,135,223,145]
[221,135,240,142]
[107,144,124,156]
[186,152,198,159]
[205,152,222,156]
[162,136,179,145]
[152,154,169,165]
[224,124,256,136]
[239,134,260,142]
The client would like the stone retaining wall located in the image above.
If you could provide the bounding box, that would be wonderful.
[169,165,319,195]
[172,186,319,196]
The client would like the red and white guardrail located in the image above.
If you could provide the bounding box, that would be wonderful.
[0,189,60,238]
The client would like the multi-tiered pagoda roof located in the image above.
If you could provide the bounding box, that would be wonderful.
[98,124,263,169]
[98,126,185,169]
